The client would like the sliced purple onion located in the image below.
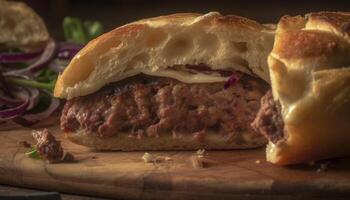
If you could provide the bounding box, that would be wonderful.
[26,88,40,110]
[0,94,23,106]
[0,72,12,96]
[0,50,42,64]
[57,49,80,60]
[0,100,28,119]
[0,85,31,106]
[224,73,240,89]
[0,86,41,120]
[5,38,57,76]
[49,59,69,73]
[57,42,83,60]
[13,95,60,126]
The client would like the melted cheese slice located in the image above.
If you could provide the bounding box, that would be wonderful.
[140,69,228,83]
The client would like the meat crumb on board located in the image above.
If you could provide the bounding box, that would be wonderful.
[31,128,74,163]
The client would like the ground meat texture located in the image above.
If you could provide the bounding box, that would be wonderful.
[32,129,74,163]
[61,74,268,139]
[251,90,285,144]
[32,129,64,163]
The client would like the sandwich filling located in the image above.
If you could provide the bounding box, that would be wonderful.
[251,90,285,144]
[61,70,268,142]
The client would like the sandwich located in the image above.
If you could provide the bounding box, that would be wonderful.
[252,12,350,165]
[54,12,275,150]
[0,0,49,52]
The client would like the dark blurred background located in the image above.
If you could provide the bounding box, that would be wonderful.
[24,0,350,40]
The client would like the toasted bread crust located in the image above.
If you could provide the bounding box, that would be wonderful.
[54,12,274,99]
[267,12,350,165]
[65,129,266,151]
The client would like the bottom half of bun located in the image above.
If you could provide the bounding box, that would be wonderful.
[65,129,267,151]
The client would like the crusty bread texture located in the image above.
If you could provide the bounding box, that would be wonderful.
[267,12,350,165]
[54,12,274,151]
[54,12,274,99]
[0,0,49,50]
[66,129,266,151]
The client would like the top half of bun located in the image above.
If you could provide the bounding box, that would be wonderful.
[269,12,350,125]
[0,0,49,50]
[54,12,275,100]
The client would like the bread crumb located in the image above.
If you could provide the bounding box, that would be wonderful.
[142,152,173,163]
[191,155,204,168]
[191,149,218,168]
[196,149,205,158]
[142,152,155,163]
[164,156,172,161]
[255,160,261,164]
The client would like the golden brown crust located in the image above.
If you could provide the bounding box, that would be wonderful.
[54,12,274,99]
[53,23,145,97]
[267,12,350,165]
[274,30,340,59]
[277,15,306,32]
[65,129,267,151]
[307,12,350,38]
[56,12,275,150]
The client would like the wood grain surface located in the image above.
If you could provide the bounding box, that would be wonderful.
[0,126,350,200]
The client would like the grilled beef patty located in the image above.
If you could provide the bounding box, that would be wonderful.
[61,74,268,140]
[251,90,285,144]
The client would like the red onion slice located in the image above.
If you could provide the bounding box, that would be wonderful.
[0,72,12,96]
[0,94,23,106]
[57,42,83,60]
[5,38,57,75]
[0,100,28,119]
[224,73,240,89]
[0,50,43,63]
[26,88,40,110]
[57,49,80,60]
[13,96,60,126]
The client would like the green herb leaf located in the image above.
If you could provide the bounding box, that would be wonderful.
[63,17,87,44]
[63,17,104,44]
[25,147,42,160]
[83,20,104,41]
[6,77,56,92]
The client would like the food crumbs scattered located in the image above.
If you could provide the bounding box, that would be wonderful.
[142,152,155,163]
[31,128,74,163]
[196,149,206,158]
[142,152,172,163]
[192,149,216,169]
[164,156,172,161]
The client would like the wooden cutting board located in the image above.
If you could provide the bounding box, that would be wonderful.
[1,126,350,200]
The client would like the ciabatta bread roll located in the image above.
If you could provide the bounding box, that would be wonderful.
[54,12,275,150]
[252,12,350,165]
[0,0,49,51]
